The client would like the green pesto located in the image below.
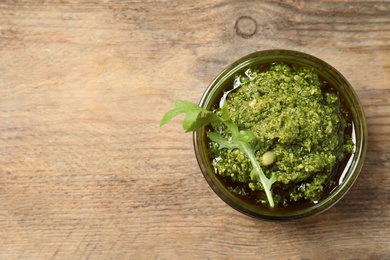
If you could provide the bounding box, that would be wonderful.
[210,63,354,207]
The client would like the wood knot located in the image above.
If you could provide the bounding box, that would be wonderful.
[234,16,257,39]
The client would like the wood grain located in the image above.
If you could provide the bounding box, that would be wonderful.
[0,0,389,259]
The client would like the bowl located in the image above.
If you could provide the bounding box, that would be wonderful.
[193,49,367,220]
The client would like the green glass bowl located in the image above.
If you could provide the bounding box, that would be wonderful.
[193,49,367,221]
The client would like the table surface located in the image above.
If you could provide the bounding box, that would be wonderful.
[1,0,389,259]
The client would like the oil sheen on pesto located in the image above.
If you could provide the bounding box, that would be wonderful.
[210,63,354,207]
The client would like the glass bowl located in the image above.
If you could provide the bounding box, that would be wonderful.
[193,49,367,221]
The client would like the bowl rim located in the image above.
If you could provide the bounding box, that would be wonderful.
[193,49,368,221]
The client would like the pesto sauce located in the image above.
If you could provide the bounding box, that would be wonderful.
[209,63,354,208]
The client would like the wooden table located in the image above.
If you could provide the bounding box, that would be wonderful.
[1,1,389,259]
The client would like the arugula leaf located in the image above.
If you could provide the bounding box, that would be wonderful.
[160,100,213,132]
[238,130,257,143]
[161,100,277,208]
[207,132,239,151]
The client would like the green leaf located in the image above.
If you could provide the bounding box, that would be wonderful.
[207,132,238,150]
[160,106,184,126]
[220,105,231,121]
[238,130,257,143]
[160,100,211,132]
